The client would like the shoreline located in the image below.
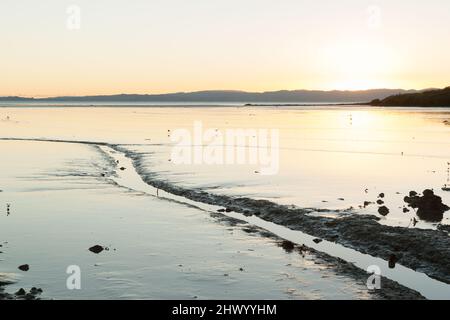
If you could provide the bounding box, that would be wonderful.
[112,145,450,285]
[1,137,449,299]
[2,138,450,285]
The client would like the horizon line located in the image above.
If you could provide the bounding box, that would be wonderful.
[1,86,441,100]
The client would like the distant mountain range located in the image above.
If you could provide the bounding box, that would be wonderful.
[0,89,422,104]
[371,87,450,107]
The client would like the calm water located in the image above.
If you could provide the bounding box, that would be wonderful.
[1,105,449,228]
[0,140,377,299]
[1,105,450,299]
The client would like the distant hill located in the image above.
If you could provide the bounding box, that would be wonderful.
[0,89,418,104]
[371,87,450,107]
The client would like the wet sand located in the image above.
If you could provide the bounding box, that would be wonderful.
[0,140,422,300]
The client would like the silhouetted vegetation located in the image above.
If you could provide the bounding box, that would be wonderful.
[371,87,450,107]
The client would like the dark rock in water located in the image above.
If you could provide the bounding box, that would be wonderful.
[388,254,397,269]
[18,264,29,272]
[338,198,345,201]
[280,240,295,253]
[403,207,410,213]
[378,206,390,216]
[89,245,104,254]
[409,191,418,197]
[119,167,126,171]
[363,201,372,208]
[404,189,450,222]
[313,238,323,244]
[30,287,43,294]
[377,199,384,205]
[225,208,233,213]
[15,288,26,296]
[217,208,225,213]
[378,193,385,199]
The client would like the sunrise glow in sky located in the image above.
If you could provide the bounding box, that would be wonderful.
[1,0,450,97]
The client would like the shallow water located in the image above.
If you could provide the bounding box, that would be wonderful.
[1,106,449,228]
[100,145,450,300]
[0,140,376,299]
[1,105,450,299]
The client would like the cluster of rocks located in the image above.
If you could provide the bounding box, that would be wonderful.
[0,286,43,301]
[404,189,450,222]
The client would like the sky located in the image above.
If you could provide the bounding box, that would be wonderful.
[1,0,449,97]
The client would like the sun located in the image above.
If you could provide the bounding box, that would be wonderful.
[318,39,400,90]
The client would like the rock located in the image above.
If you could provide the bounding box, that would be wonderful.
[404,189,450,222]
[30,287,43,294]
[378,193,385,198]
[378,206,390,216]
[225,208,233,213]
[15,288,26,296]
[217,209,225,213]
[18,264,29,272]
[280,240,295,252]
[376,199,384,205]
[409,191,418,197]
[89,245,104,254]
[403,207,410,213]
[119,167,126,171]
[388,254,397,269]
[313,238,323,244]
[363,201,372,208]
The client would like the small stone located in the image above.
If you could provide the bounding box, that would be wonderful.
[388,254,397,269]
[280,240,295,252]
[18,264,29,272]
[30,287,43,295]
[378,206,390,216]
[15,288,26,296]
[89,245,104,254]
[313,238,323,244]
[378,193,385,198]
